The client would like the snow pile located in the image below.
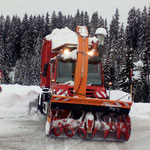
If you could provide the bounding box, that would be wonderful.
[130,103,150,118]
[46,27,78,49]
[0,84,41,118]
[46,27,99,50]
[107,90,131,102]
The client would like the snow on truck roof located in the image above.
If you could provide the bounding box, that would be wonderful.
[45,27,99,50]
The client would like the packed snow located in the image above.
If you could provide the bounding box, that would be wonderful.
[0,84,41,118]
[45,27,98,50]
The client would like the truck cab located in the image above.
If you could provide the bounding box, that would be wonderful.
[50,49,107,99]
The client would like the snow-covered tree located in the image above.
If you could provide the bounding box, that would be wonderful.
[119,47,133,92]
[51,11,57,31]
[126,7,141,61]
[90,12,99,36]
[75,9,81,28]
[83,11,89,29]
[115,24,126,89]
[0,15,5,83]
[109,8,120,49]
[57,11,64,29]
[99,16,104,28]
[45,12,51,34]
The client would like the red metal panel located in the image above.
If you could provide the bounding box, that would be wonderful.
[40,39,52,88]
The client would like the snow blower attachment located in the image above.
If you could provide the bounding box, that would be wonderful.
[38,26,133,141]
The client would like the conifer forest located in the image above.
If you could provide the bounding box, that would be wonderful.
[0,7,150,102]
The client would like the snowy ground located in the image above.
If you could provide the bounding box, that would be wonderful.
[0,85,150,150]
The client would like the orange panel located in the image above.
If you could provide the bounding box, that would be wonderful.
[74,26,89,98]
[51,95,133,109]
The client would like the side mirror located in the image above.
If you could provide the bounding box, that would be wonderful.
[42,64,48,77]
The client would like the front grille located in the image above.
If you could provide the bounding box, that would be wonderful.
[68,88,95,97]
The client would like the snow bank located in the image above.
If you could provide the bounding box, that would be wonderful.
[0,85,150,119]
[130,103,150,118]
[0,84,41,118]
[45,27,99,50]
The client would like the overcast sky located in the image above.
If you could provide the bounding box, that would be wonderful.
[0,0,150,24]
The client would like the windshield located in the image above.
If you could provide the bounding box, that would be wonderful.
[56,60,102,85]
[87,63,102,85]
[57,60,75,83]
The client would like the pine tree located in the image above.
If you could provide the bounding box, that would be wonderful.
[62,15,67,28]
[75,9,81,28]
[13,16,22,60]
[37,15,46,38]
[15,16,31,85]
[30,36,42,85]
[21,13,29,35]
[80,11,84,25]
[126,7,141,61]
[109,8,120,49]
[68,15,76,31]
[51,11,58,30]
[99,16,104,27]
[57,11,64,29]
[0,15,5,83]
[107,9,120,89]
[139,6,150,102]
[90,12,99,36]
[138,7,147,56]
[45,12,51,34]
[119,47,133,92]
[83,11,89,29]
[116,24,126,89]
[3,15,13,83]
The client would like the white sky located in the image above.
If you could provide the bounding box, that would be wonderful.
[0,0,150,24]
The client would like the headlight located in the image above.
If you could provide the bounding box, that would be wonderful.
[63,48,70,55]
[87,51,94,56]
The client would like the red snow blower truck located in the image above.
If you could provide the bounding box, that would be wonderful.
[37,26,133,141]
